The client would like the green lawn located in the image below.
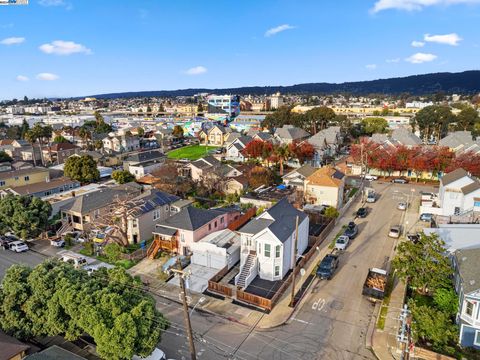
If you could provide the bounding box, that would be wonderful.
[167,145,218,161]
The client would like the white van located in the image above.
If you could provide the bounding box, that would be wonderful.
[61,254,88,268]
[132,348,167,360]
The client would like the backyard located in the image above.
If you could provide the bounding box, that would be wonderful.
[167,145,218,160]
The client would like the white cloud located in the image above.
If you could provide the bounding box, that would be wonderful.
[365,64,377,70]
[424,33,462,46]
[39,40,92,55]
[16,75,29,82]
[38,0,65,6]
[36,73,59,81]
[411,40,425,47]
[371,0,480,13]
[405,52,438,63]
[386,58,401,63]
[264,24,296,37]
[0,37,25,45]
[184,66,207,75]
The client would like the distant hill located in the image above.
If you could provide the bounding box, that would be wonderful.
[88,70,480,99]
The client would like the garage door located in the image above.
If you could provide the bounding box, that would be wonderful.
[192,252,208,267]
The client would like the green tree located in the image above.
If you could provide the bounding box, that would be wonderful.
[455,107,479,131]
[104,243,124,263]
[324,206,339,219]
[112,170,135,184]
[20,119,30,139]
[302,106,336,134]
[0,261,167,360]
[53,135,69,143]
[93,111,112,133]
[64,155,100,183]
[392,233,452,294]
[0,195,52,239]
[137,127,145,137]
[409,301,458,354]
[263,105,301,130]
[361,117,388,134]
[433,288,458,317]
[411,105,454,141]
[0,150,13,162]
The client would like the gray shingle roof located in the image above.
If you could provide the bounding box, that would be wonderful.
[461,181,480,195]
[154,225,178,236]
[439,131,474,149]
[391,127,422,146]
[239,198,307,243]
[156,206,221,231]
[127,189,179,217]
[295,164,317,178]
[455,247,480,294]
[275,125,310,141]
[124,150,165,164]
[441,168,469,186]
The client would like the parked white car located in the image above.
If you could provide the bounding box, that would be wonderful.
[132,348,167,360]
[365,174,378,181]
[388,225,402,238]
[334,235,350,251]
[397,202,407,211]
[9,240,29,252]
[61,254,88,268]
[50,238,65,247]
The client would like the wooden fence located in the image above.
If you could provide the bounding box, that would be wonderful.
[207,266,234,297]
[237,289,274,311]
[228,207,257,231]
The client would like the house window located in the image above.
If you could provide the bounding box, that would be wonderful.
[153,210,160,221]
[465,300,474,317]
[209,224,211,230]
[0,181,5,186]
[275,245,281,258]
[24,176,30,181]
[180,233,185,242]
[246,237,251,246]
[264,244,271,257]
[475,331,480,346]
[215,221,217,228]
[220,217,224,224]
[274,265,280,277]
[165,206,169,211]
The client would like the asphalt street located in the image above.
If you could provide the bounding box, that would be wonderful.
[155,181,434,360]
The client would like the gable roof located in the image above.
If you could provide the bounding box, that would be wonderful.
[441,168,470,186]
[0,331,30,360]
[275,125,310,141]
[5,177,79,196]
[391,127,422,146]
[461,181,480,195]
[124,150,165,164]
[156,206,221,231]
[239,198,307,243]
[439,131,474,149]
[292,164,317,178]
[455,247,480,294]
[306,166,345,188]
[254,132,273,142]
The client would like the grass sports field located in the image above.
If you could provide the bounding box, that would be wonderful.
[167,145,218,161]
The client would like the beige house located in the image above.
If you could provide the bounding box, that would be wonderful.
[198,124,231,146]
[0,167,50,190]
[304,167,345,208]
[223,175,249,195]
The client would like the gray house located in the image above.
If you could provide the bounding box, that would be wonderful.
[453,247,480,350]
[126,189,181,244]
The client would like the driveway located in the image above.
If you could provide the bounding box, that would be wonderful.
[168,263,218,293]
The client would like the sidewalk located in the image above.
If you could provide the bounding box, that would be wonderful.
[371,278,407,360]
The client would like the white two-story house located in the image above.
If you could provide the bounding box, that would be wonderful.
[453,247,480,350]
[235,198,309,289]
[437,168,480,216]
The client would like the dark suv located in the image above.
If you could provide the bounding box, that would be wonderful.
[344,221,359,239]
[316,254,339,280]
[356,207,368,218]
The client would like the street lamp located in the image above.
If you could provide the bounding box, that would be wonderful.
[190,296,206,316]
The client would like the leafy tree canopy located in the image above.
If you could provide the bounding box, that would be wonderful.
[0,261,167,360]
[0,195,51,239]
[64,155,100,183]
[0,150,13,163]
[361,117,388,135]
[112,170,135,184]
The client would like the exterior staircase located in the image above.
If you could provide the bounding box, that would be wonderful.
[147,239,162,260]
[237,254,256,289]
[56,220,72,238]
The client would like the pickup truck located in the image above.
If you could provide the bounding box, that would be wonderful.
[316,253,340,280]
[362,268,388,301]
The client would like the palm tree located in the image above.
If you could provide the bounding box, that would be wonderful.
[79,127,91,149]
[274,144,291,176]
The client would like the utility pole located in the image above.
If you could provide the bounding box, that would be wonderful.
[289,216,300,307]
[168,265,197,360]
[397,304,411,360]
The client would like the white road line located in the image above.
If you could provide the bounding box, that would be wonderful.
[291,317,311,325]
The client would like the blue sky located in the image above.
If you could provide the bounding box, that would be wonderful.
[0,0,479,99]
